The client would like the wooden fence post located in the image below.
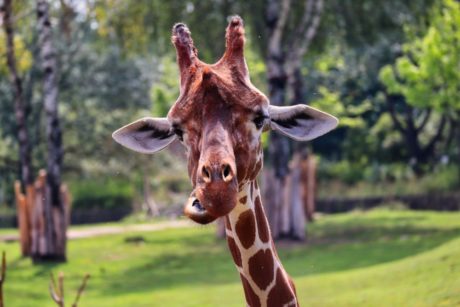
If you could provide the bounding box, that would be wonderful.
[14,169,71,261]
[0,252,6,307]
[14,182,30,256]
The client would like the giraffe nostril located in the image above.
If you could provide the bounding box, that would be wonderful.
[222,164,233,182]
[202,166,211,182]
[192,199,205,212]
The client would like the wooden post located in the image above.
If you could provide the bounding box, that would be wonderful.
[300,153,317,222]
[14,181,30,256]
[15,170,70,262]
[30,170,69,261]
[0,252,6,307]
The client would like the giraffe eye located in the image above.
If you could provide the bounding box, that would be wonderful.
[253,115,267,130]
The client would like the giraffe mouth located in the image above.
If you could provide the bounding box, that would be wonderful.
[183,192,218,225]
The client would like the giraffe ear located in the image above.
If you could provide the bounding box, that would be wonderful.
[112,117,176,154]
[268,105,338,141]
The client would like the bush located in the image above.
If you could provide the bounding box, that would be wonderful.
[419,165,459,193]
[70,178,134,210]
[318,160,366,184]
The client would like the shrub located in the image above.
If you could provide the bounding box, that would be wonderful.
[70,178,134,210]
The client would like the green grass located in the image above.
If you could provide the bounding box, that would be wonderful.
[0,209,459,306]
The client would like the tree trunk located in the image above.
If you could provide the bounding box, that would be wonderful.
[264,0,291,239]
[261,169,283,237]
[34,0,67,262]
[2,0,35,257]
[283,153,306,240]
[143,174,159,217]
[1,0,34,187]
[264,0,323,239]
[387,94,448,176]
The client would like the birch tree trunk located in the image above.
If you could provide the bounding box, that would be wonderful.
[34,0,67,262]
[264,0,291,239]
[285,153,306,240]
[1,0,34,187]
[2,0,35,256]
[264,0,324,240]
[143,173,159,217]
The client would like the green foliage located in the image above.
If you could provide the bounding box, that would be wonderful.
[317,162,458,198]
[0,209,459,306]
[380,0,460,112]
[70,178,134,210]
[318,160,367,185]
[417,165,460,193]
[151,56,179,117]
[0,33,32,75]
[0,131,17,206]
[311,86,371,129]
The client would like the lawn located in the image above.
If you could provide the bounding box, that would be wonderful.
[1,209,459,306]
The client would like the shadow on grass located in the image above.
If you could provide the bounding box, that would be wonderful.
[95,219,460,296]
[282,227,460,278]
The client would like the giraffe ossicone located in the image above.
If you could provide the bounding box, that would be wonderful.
[113,15,338,307]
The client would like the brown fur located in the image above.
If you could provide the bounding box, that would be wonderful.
[225,216,232,231]
[254,196,270,243]
[227,236,242,267]
[248,249,275,290]
[240,274,261,307]
[235,210,256,249]
[267,269,297,306]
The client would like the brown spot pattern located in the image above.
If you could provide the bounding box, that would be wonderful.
[240,274,261,307]
[288,276,297,296]
[248,249,274,290]
[235,210,256,249]
[271,240,280,259]
[239,196,247,204]
[250,159,262,180]
[225,216,232,231]
[254,196,269,243]
[267,269,296,307]
[227,236,242,267]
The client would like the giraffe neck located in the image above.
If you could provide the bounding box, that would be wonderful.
[225,180,298,307]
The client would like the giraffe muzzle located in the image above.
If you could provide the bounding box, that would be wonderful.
[183,191,218,224]
[184,171,238,225]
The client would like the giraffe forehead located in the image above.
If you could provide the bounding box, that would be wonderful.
[168,66,268,124]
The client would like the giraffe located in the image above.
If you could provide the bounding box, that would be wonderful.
[112,16,338,307]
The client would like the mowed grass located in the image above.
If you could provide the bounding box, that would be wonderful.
[1,209,459,306]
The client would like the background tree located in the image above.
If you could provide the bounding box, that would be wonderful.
[380,0,460,173]
[30,0,67,261]
[1,0,34,187]
[0,0,457,250]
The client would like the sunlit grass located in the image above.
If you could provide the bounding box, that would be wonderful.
[1,209,459,306]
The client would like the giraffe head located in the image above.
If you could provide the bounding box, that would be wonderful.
[113,16,338,225]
